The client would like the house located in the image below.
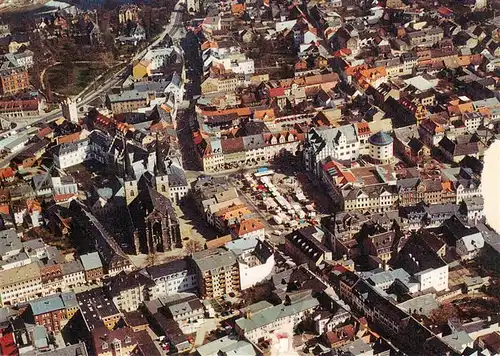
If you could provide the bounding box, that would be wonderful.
[392,234,449,292]
[196,336,256,356]
[104,270,154,312]
[438,136,479,163]
[80,252,104,282]
[91,326,137,356]
[157,293,205,334]
[0,262,42,305]
[284,226,332,267]
[77,287,122,331]
[229,218,265,240]
[61,260,86,290]
[29,293,77,333]
[132,59,152,80]
[235,297,319,343]
[146,259,197,299]
[440,216,484,260]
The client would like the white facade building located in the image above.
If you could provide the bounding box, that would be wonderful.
[226,238,275,290]
[147,260,197,299]
[368,131,394,163]
[305,125,360,175]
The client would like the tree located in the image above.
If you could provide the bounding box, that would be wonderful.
[184,239,202,254]
[146,252,158,266]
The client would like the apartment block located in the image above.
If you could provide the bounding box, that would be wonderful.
[192,248,239,299]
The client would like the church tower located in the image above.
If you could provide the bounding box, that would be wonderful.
[154,135,170,199]
[123,143,138,205]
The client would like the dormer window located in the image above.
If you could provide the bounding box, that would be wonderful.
[102,342,108,350]
[125,336,132,344]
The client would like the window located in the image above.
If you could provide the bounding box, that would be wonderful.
[102,342,108,350]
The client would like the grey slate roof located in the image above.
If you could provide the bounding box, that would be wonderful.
[80,252,103,271]
[192,248,237,272]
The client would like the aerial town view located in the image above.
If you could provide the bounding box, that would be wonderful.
[0,0,498,354]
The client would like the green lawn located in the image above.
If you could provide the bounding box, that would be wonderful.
[45,63,109,96]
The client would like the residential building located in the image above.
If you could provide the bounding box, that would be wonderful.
[80,252,104,282]
[285,226,332,267]
[159,293,205,334]
[77,288,122,331]
[61,260,86,290]
[225,238,275,290]
[0,68,29,95]
[106,90,150,114]
[146,259,197,299]
[393,235,449,292]
[104,270,154,312]
[91,326,137,356]
[0,262,42,305]
[196,336,256,356]
[192,248,239,299]
[235,297,319,343]
[29,293,77,333]
[406,28,444,47]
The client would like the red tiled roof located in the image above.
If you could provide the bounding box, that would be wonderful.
[0,333,18,356]
[269,87,285,97]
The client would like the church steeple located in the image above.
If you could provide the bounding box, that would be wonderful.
[124,141,136,181]
[154,134,167,177]
[122,139,138,205]
[154,135,170,199]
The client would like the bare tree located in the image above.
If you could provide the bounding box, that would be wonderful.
[146,252,158,266]
[185,239,202,254]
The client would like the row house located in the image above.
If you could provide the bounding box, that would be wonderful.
[29,292,78,333]
[397,178,448,206]
[0,262,43,305]
[202,130,303,173]
[342,184,398,213]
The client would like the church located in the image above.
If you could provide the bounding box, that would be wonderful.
[119,138,183,254]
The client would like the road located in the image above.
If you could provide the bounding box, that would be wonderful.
[0,0,187,168]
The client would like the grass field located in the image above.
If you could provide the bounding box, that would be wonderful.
[45,63,109,96]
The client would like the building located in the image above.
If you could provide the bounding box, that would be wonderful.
[284,226,333,267]
[0,262,42,305]
[77,288,122,331]
[225,238,275,290]
[368,131,394,163]
[196,336,256,356]
[407,28,444,47]
[52,135,107,169]
[393,235,449,292]
[192,248,239,299]
[305,125,360,175]
[106,91,150,114]
[0,68,29,95]
[61,98,78,124]
[118,4,140,23]
[146,259,197,299]
[91,325,137,356]
[104,270,154,312]
[80,252,104,282]
[157,293,205,334]
[29,293,77,333]
[235,297,319,343]
[61,260,86,290]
